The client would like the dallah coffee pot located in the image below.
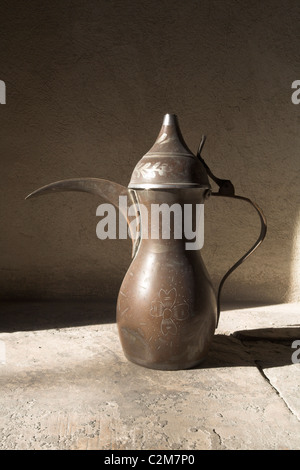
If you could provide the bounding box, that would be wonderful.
[26,114,267,370]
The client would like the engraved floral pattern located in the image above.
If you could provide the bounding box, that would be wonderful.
[150,288,189,336]
[134,162,168,179]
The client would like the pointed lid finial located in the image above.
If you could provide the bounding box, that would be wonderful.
[145,113,194,157]
[128,114,210,189]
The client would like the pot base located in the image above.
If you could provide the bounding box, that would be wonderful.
[123,352,207,371]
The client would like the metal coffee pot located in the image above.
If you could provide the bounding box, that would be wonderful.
[27,114,267,370]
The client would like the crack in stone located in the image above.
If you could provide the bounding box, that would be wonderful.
[212,428,222,448]
[233,335,300,422]
[254,359,299,422]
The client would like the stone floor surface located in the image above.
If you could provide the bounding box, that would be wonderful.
[0,301,299,450]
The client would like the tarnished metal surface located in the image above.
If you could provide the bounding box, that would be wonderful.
[117,188,217,370]
[128,114,211,189]
[26,113,267,370]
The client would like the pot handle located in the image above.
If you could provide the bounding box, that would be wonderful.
[197,137,267,327]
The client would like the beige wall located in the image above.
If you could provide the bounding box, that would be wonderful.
[0,0,299,305]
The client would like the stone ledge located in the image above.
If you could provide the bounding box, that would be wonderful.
[0,302,299,450]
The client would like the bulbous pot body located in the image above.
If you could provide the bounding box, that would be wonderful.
[116,189,217,370]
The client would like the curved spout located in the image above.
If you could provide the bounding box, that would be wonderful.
[26,177,127,207]
[26,178,139,257]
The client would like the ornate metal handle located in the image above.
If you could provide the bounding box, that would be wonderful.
[197,137,267,327]
[211,193,267,327]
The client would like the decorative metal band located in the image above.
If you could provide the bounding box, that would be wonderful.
[128,183,210,189]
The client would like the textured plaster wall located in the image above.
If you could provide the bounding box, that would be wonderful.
[0,0,299,304]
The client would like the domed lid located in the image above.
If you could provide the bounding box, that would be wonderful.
[128,113,210,189]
